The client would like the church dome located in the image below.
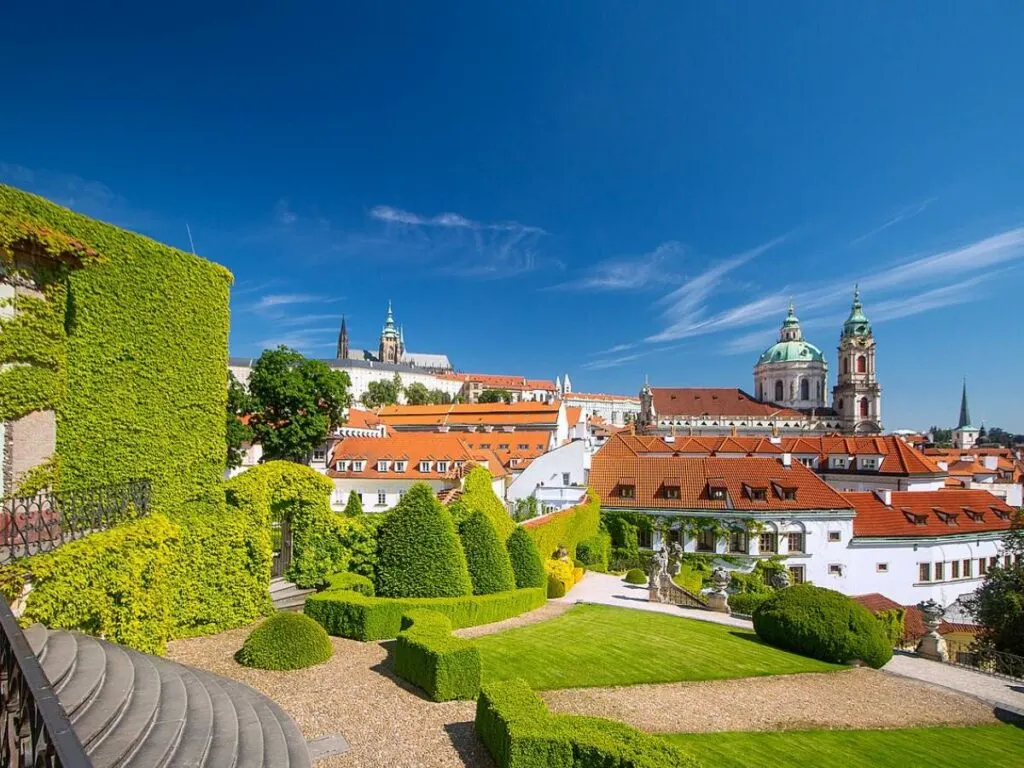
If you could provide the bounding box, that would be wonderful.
[841,285,872,338]
[757,339,826,364]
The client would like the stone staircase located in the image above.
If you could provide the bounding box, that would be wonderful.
[24,624,311,768]
[270,576,317,611]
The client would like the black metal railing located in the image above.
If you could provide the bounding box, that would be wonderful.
[947,641,1024,681]
[0,480,151,565]
[0,597,90,767]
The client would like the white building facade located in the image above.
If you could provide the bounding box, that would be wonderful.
[753,303,829,410]
[506,440,590,513]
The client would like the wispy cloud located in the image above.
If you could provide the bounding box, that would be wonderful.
[549,241,683,292]
[370,205,545,234]
[252,293,323,310]
[273,198,298,226]
[850,198,936,245]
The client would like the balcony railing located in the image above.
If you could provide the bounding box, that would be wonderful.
[947,641,1024,682]
[0,596,90,767]
[0,480,151,566]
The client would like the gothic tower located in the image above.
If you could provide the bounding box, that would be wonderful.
[337,315,349,360]
[378,300,401,364]
[831,286,882,434]
[953,378,979,449]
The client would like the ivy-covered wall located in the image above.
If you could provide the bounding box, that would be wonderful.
[0,184,231,510]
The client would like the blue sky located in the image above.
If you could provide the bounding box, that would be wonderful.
[2,2,1023,431]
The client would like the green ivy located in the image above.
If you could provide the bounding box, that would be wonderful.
[521,490,600,561]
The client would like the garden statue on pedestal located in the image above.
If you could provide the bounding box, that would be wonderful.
[768,568,791,590]
[916,599,949,662]
[704,566,731,614]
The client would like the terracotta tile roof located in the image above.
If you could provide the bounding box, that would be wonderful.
[566,406,583,425]
[847,490,1015,538]
[462,431,552,471]
[436,372,556,391]
[592,435,852,512]
[565,392,641,403]
[378,401,562,429]
[650,387,806,419]
[344,407,381,430]
[327,433,504,480]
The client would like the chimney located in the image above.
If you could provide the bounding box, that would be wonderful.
[770,435,782,445]
[874,488,892,506]
[781,452,792,467]
[664,435,675,444]
[982,455,998,471]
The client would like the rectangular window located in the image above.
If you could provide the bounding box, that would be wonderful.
[352,460,365,472]
[312,447,327,461]
[637,528,652,549]
[710,488,727,500]
[518,443,528,449]
[800,457,814,467]
[562,472,571,485]
[418,461,430,472]
[962,559,972,578]
[951,560,960,579]
[828,530,841,542]
[759,532,777,553]
[919,562,931,582]
[750,488,767,501]
[394,461,407,472]
[437,461,449,473]
[979,558,988,575]
[787,532,805,553]
[664,486,680,499]
[990,556,999,570]
[377,490,386,506]
[828,564,842,576]
[934,562,945,581]
[876,563,888,573]
[377,460,388,472]
[729,531,748,554]
[1006,555,1013,569]
[788,565,806,584]
[697,528,717,552]
[620,485,635,498]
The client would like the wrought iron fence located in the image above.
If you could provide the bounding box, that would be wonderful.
[0,596,90,767]
[0,480,151,565]
[947,641,1024,681]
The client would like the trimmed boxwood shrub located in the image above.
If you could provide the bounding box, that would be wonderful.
[333,513,384,580]
[375,483,473,598]
[394,610,481,701]
[575,531,611,572]
[753,584,893,669]
[507,527,545,589]
[475,678,699,768]
[624,568,647,585]
[521,490,600,561]
[459,467,515,540]
[460,511,517,595]
[305,586,545,641]
[545,560,574,598]
[728,592,770,616]
[323,571,375,596]
[236,613,333,670]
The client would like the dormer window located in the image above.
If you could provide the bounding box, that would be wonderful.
[781,488,797,501]
[619,484,636,499]
[418,460,431,472]
[991,506,1010,521]
[352,460,365,472]
[830,456,849,469]
[934,508,958,526]
[860,457,878,470]
[518,443,528,449]
[709,487,726,501]
[902,508,927,525]
[334,460,349,471]
[663,485,680,499]
[437,461,449,473]
[377,460,389,472]
[744,484,768,501]
[963,507,985,522]
[394,461,407,472]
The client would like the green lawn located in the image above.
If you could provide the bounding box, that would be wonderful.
[474,603,840,689]
[663,725,1024,767]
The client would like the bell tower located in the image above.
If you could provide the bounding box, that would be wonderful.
[378,300,400,364]
[832,286,882,434]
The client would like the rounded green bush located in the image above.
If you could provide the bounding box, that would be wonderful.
[459,511,517,595]
[624,568,647,585]
[375,484,473,598]
[728,591,770,616]
[236,613,333,670]
[753,584,893,669]
[506,527,546,589]
[323,571,375,596]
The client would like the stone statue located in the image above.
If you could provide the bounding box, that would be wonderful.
[768,568,791,590]
[711,566,730,594]
[916,600,948,662]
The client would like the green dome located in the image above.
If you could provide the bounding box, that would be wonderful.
[842,286,872,338]
[758,339,826,364]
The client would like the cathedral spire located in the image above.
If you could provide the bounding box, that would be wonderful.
[337,315,349,360]
[957,378,972,429]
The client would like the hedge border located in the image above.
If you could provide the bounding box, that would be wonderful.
[305,586,545,641]
[393,610,481,701]
[521,490,600,561]
[474,678,699,768]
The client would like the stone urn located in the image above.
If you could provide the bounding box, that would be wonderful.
[554,545,569,562]
[916,599,948,662]
[706,566,731,614]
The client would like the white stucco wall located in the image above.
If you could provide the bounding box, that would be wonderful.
[507,440,589,511]
[330,477,451,512]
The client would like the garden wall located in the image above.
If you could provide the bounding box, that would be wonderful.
[520,490,600,561]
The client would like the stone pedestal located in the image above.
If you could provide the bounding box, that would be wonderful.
[706,591,731,614]
[916,599,949,662]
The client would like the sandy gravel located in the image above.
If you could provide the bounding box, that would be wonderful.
[542,667,1000,733]
[453,602,571,639]
[167,626,490,768]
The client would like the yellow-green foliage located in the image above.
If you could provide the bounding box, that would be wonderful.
[236,613,333,671]
[544,559,575,598]
[394,610,481,701]
[0,184,231,512]
[2,515,179,655]
[459,466,515,540]
[224,461,339,588]
[522,490,600,561]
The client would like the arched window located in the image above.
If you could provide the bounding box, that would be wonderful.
[859,398,869,418]
[800,379,809,401]
[775,381,784,401]
[842,358,849,375]
[857,355,866,373]
[838,398,844,411]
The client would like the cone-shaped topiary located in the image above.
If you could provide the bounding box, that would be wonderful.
[343,490,364,516]
[460,466,515,540]
[506,526,545,589]
[375,483,473,598]
[753,584,893,669]
[236,613,333,670]
[459,511,516,595]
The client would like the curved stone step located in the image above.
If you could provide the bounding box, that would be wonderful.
[238,683,290,767]
[117,659,188,767]
[35,628,78,688]
[88,649,161,766]
[190,669,241,768]
[159,665,214,767]
[56,634,108,716]
[210,677,265,767]
[73,642,136,747]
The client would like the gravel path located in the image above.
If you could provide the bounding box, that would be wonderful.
[542,667,999,733]
[167,627,490,768]
[454,602,570,639]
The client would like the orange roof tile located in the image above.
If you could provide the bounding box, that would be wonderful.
[344,407,381,430]
[566,406,583,425]
[847,490,1015,538]
[565,392,641,403]
[462,431,552,471]
[328,433,503,480]
[650,387,806,419]
[378,401,562,429]
[436,372,556,391]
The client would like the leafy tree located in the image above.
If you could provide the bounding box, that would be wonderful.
[512,496,538,522]
[428,388,453,405]
[404,381,430,405]
[226,371,253,469]
[928,426,953,446]
[246,346,351,462]
[362,373,402,408]
[343,490,364,516]
[965,512,1024,656]
[479,388,513,404]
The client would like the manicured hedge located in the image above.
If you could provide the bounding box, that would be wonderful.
[375,483,473,598]
[236,613,333,670]
[575,531,610,572]
[545,560,575,598]
[306,587,546,641]
[394,610,481,701]
[323,571,375,596]
[459,466,516,540]
[507,527,546,589]
[333,513,384,580]
[475,678,699,768]
[624,568,647,585]
[224,461,339,588]
[521,490,600,561]
[727,592,770,616]
[753,584,892,669]
[460,511,517,595]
